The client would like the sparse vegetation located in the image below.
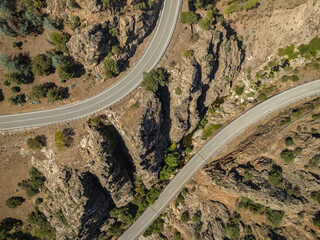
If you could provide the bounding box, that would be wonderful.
[225,0,259,14]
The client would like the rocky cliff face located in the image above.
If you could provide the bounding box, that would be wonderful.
[67,23,111,66]
[166,22,244,142]
[67,0,161,67]
[106,90,168,188]
[31,124,134,239]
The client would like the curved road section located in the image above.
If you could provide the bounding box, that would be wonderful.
[118,79,320,240]
[0,0,181,130]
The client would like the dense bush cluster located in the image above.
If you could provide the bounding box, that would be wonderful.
[225,213,240,240]
[266,208,284,227]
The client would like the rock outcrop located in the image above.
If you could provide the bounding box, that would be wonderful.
[67,0,161,67]
[67,23,111,67]
[106,90,168,188]
[31,124,134,239]
[166,22,244,142]
[79,0,101,13]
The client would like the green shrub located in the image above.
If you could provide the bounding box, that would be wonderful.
[285,137,294,147]
[43,17,60,31]
[10,86,20,93]
[8,94,25,105]
[68,0,78,8]
[192,212,202,224]
[202,124,222,139]
[238,196,263,214]
[181,211,190,223]
[55,131,67,151]
[184,50,193,58]
[29,167,45,190]
[266,208,284,227]
[312,113,320,120]
[175,194,185,207]
[180,11,198,25]
[143,216,164,237]
[175,87,182,95]
[54,210,68,226]
[268,165,283,188]
[198,17,211,30]
[225,213,240,240]
[198,117,208,129]
[280,149,294,163]
[20,0,45,9]
[90,117,101,126]
[6,197,25,208]
[313,212,320,227]
[47,87,63,103]
[280,117,291,126]
[103,58,119,78]
[27,208,55,240]
[290,75,299,82]
[70,16,80,31]
[109,27,118,37]
[51,32,69,52]
[32,54,53,76]
[0,18,17,37]
[27,136,44,149]
[58,62,75,80]
[35,198,43,205]
[225,0,259,14]
[112,45,122,55]
[141,68,166,92]
[235,85,245,95]
[311,191,320,204]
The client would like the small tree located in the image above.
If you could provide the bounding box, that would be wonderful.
[32,54,53,76]
[181,211,190,223]
[47,87,62,103]
[58,62,75,81]
[6,197,25,208]
[198,17,211,30]
[103,58,119,78]
[180,11,198,25]
[141,68,166,92]
[51,32,69,52]
[27,136,44,149]
[8,94,25,105]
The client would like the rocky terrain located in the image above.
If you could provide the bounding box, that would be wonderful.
[0,0,320,239]
[153,97,320,240]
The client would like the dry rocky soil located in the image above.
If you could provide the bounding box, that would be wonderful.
[0,0,320,239]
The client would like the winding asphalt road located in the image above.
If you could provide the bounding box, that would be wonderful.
[0,0,182,130]
[118,79,320,240]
